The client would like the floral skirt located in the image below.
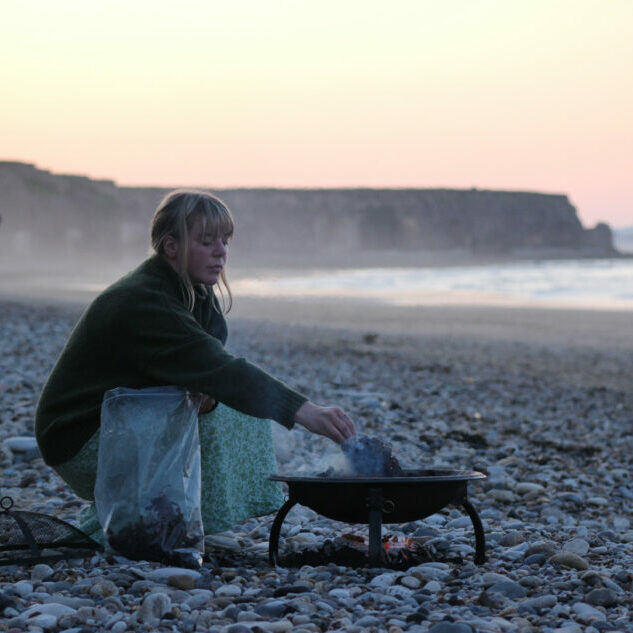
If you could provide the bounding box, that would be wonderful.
[53,403,284,537]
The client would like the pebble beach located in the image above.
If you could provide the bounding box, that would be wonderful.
[1,297,633,633]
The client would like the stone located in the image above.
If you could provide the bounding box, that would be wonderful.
[255,600,287,618]
[563,538,590,556]
[205,533,241,551]
[23,603,77,619]
[369,572,399,588]
[168,573,197,590]
[488,580,527,599]
[229,621,293,632]
[488,489,516,503]
[185,590,213,609]
[217,583,243,597]
[220,625,253,633]
[272,582,312,597]
[482,572,510,587]
[584,588,618,607]
[409,564,451,582]
[515,482,545,495]
[138,592,171,623]
[89,579,119,598]
[572,602,606,623]
[401,575,422,589]
[3,436,39,452]
[525,539,556,555]
[147,567,202,585]
[31,563,55,582]
[499,531,524,546]
[520,595,558,613]
[13,580,33,597]
[428,623,473,633]
[28,614,58,630]
[550,552,589,570]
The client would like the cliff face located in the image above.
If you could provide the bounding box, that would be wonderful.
[0,161,617,264]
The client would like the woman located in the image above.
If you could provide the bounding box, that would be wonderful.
[35,189,355,535]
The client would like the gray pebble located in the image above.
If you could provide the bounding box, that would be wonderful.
[138,592,171,623]
[572,601,607,623]
[585,588,618,607]
[488,580,527,599]
[428,622,473,633]
[30,564,54,582]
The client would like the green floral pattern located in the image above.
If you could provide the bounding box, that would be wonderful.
[199,403,284,534]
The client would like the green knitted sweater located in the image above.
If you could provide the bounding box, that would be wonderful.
[35,255,306,466]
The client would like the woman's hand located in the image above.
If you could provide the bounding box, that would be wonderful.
[294,401,356,444]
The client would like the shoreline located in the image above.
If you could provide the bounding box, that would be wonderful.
[3,287,631,352]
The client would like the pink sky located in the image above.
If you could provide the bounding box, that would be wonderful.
[1,1,631,227]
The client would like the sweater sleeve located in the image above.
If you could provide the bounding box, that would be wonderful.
[111,288,306,428]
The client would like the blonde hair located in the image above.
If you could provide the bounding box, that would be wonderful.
[151,189,234,313]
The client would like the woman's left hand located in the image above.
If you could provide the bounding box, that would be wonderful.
[294,400,356,444]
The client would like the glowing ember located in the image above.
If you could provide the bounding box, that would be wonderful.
[341,532,423,562]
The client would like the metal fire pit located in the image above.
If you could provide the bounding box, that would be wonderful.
[268,469,487,567]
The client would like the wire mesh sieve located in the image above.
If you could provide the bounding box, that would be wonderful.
[0,495,102,566]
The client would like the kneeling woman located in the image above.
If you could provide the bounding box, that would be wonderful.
[35,189,355,535]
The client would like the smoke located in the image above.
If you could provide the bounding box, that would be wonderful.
[341,434,404,476]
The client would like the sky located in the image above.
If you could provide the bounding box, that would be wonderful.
[1,0,632,228]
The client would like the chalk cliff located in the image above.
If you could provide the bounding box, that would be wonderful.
[0,161,617,264]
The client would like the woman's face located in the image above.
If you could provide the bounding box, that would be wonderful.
[186,217,229,285]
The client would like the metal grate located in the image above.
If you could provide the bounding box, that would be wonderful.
[0,496,102,566]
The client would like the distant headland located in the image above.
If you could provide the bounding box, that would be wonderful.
[0,161,619,267]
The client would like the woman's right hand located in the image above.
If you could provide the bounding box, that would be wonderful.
[293,400,356,444]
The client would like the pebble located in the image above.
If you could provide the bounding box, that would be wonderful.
[488,580,526,599]
[369,572,399,588]
[2,304,633,633]
[28,613,58,630]
[255,600,287,618]
[515,482,545,496]
[138,592,171,623]
[423,580,442,593]
[428,623,473,633]
[563,538,590,555]
[572,602,606,623]
[13,580,33,597]
[584,588,618,607]
[147,567,202,585]
[3,436,39,452]
[89,579,119,598]
[217,584,243,597]
[498,531,524,546]
[23,603,77,619]
[30,564,54,582]
[401,575,422,589]
[520,595,558,613]
[550,552,589,570]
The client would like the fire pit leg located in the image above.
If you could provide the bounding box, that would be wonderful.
[268,498,297,566]
[367,488,383,567]
[461,498,486,564]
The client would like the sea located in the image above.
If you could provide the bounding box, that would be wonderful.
[232,258,633,311]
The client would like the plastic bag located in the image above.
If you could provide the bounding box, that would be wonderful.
[95,386,204,568]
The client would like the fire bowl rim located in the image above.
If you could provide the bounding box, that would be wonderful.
[270,468,487,485]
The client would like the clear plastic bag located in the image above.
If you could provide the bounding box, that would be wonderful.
[95,386,204,568]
